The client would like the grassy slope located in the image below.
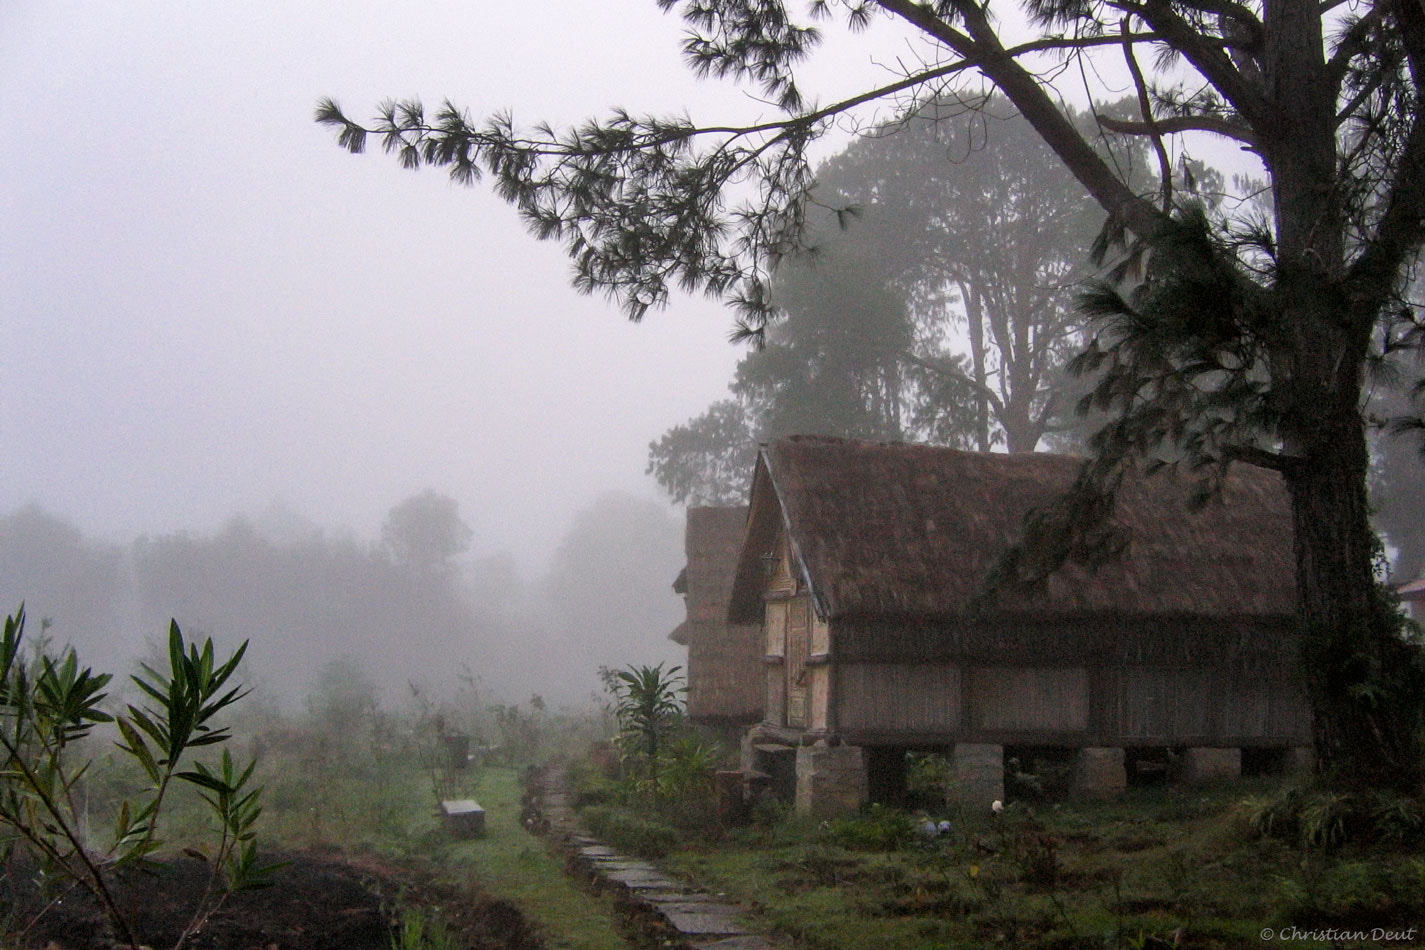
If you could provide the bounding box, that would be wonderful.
[146,750,629,950]
[439,767,628,950]
[658,779,1424,950]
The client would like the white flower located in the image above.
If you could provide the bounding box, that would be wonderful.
[991,799,1004,814]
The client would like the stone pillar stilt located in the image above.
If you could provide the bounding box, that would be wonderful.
[1071,747,1126,799]
[1178,747,1241,784]
[1283,747,1315,776]
[950,742,1004,807]
[794,743,868,817]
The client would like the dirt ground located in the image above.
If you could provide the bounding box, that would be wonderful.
[3,850,545,950]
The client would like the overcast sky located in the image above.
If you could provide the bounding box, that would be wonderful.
[2,1,922,568]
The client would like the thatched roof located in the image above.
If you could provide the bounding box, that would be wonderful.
[673,506,762,722]
[729,436,1295,624]
[1399,577,1425,602]
[682,507,749,623]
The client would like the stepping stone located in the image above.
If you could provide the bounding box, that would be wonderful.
[578,845,617,858]
[691,937,778,950]
[633,890,693,903]
[651,900,737,915]
[605,868,677,888]
[661,909,749,936]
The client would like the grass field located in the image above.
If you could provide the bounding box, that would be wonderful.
[642,778,1425,950]
[124,736,631,950]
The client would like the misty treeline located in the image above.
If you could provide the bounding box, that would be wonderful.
[0,490,684,712]
[645,97,1425,583]
[646,97,1144,505]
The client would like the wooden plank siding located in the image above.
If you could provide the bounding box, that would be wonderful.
[837,663,962,733]
[1105,667,1312,745]
[967,666,1089,732]
[829,662,1308,747]
[810,665,830,731]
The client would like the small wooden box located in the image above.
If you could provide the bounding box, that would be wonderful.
[441,799,486,838]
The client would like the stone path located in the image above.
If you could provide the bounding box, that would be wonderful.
[534,767,780,950]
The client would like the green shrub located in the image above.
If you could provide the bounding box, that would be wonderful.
[580,805,679,859]
[0,608,273,949]
[823,803,915,851]
[1248,785,1425,850]
[1281,858,1425,926]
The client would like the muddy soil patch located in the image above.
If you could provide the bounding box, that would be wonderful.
[3,850,544,950]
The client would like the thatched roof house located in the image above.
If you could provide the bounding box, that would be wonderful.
[671,506,762,725]
[1399,576,1425,622]
[729,436,1309,812]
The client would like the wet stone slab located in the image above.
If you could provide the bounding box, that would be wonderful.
[651,901,742,916]
[605,868,678,889]
[632,890,694,904]
[689,937,778,950]
[594,859,654,871]
[661,910,750,936]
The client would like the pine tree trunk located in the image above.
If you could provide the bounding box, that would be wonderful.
[1282,331,1424,792]
[1257,0,1423,793]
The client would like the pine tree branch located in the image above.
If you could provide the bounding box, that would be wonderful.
[873,0,1170,242]
[1095,112,1260,147]
[1344,113,1425,320]
[1122,0,1272,126]
[1222,444,1304,473]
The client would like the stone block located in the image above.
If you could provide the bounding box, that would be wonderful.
[739,731,757,773]
[661,909,750,937]
[440,799,485,838]
[951,743,1004,807]
[794,743,867,816]
[1178,747,1241,784]
[1071,747,1126,799]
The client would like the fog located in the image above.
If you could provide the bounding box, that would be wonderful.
[0,3,918,703]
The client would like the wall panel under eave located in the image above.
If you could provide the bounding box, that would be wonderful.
[837,662,961,732]
[966,666,1090,732]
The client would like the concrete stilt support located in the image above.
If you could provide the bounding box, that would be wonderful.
[951,743,1004,807]
[1071,747,1126,799]
[1283,747,1315,776]
[794,743,868,817]
[1178,747,1241,784]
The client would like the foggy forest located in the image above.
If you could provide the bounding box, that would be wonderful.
[6,0,1425,948]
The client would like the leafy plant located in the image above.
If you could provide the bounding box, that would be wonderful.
[823,804,915,852]
[390,904,459,950]
[580,805,679,859]
[0,606,128,942]
[0,605,273,949]
[605,663,685,761]
[1247,784,1425,851]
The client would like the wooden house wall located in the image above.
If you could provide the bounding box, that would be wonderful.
[823,658,1308,747]
[810,666,830,730]
[1097,667,1311,745]
[836,663,962,732]
[966,666,1089,732]
[685,621,763,722]
[786,597,811,727]
[764,600,786,726]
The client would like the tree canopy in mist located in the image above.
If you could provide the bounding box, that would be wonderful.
[648,98,1119,504]
[0,490,683,711]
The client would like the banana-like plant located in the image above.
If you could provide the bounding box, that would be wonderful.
[610,663,685,760]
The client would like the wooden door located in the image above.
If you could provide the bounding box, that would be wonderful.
[785,597,810,727]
